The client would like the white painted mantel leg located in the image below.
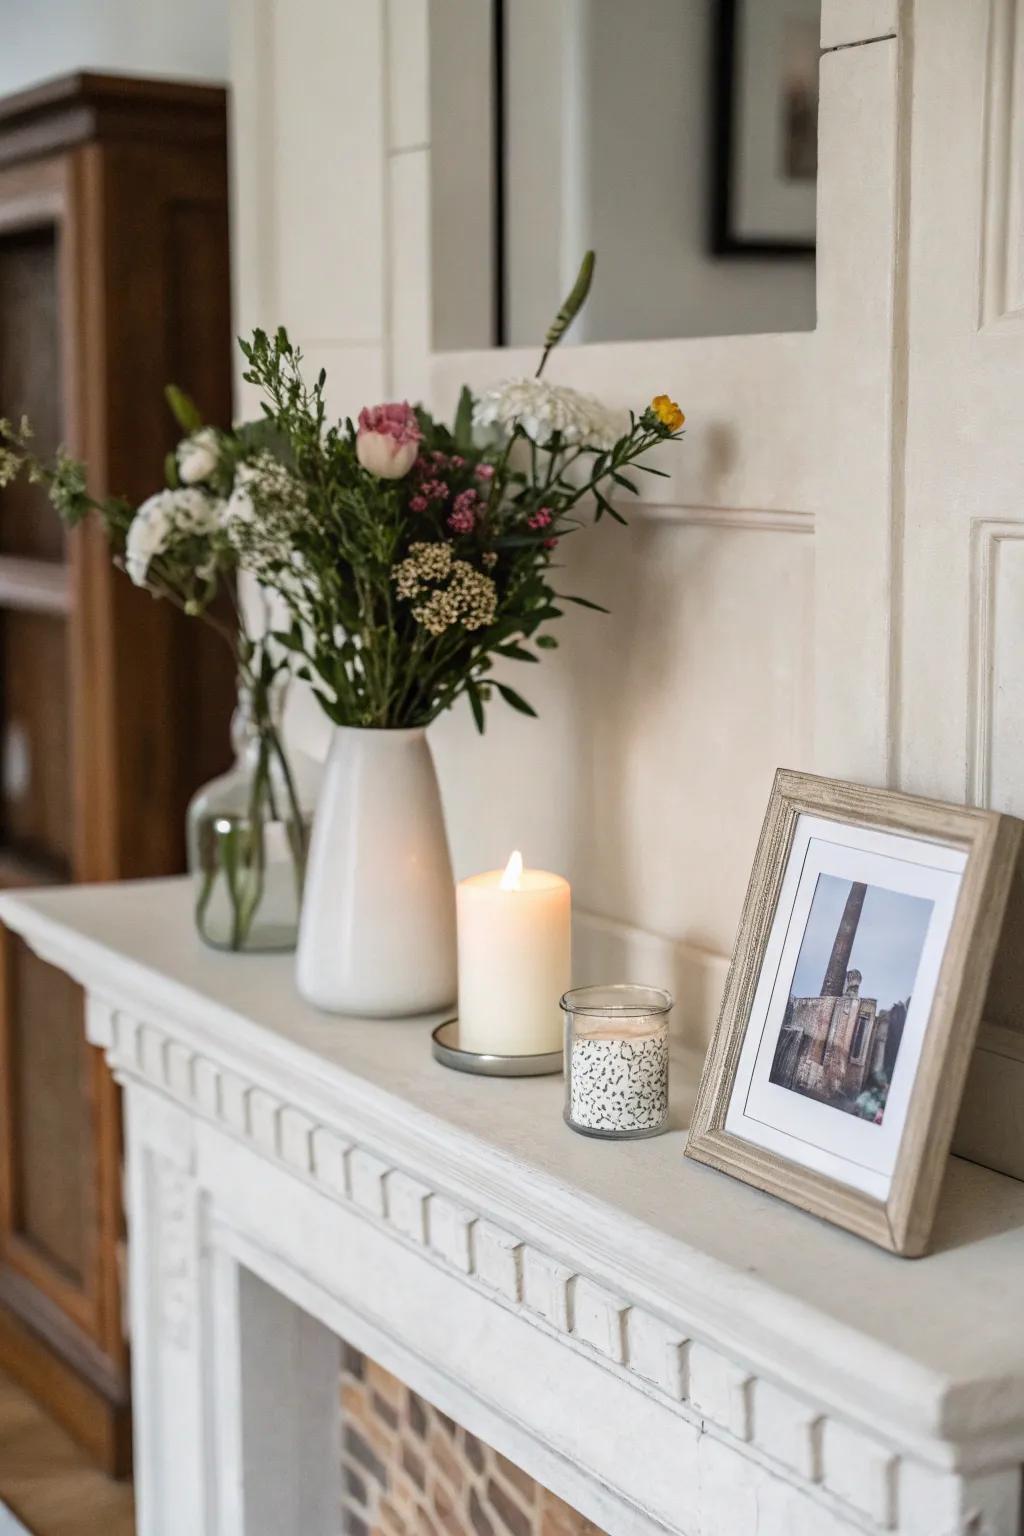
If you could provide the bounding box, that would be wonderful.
[124,1085,210,1536]
[123,1083,340,1536]
[209,1252,341,1536]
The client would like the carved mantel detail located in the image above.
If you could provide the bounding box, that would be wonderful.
[153,1158,195,1352]
[97,999,1017,1536]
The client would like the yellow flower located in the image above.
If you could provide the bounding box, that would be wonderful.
[651,394,685,432]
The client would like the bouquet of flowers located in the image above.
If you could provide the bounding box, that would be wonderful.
[214,253,683,732]
[0,252,684,958]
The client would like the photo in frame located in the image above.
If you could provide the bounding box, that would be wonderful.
[685,770,1024,1255]
[711,0,821,255]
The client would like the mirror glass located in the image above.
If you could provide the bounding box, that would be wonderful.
[430,0,821,351]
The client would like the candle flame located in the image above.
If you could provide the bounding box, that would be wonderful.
[499,849,524,891]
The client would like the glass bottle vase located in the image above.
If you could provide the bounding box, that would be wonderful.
[186,682,319,952]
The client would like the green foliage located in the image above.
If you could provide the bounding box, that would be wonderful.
[536,250,595,378]
[453,386,475,450]
[165,384,203,434]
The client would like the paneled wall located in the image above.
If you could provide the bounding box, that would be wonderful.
[230,1,976,1047]
[901,0,1024,817]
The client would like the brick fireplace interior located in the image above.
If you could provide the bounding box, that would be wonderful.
[340,1344,606,1536]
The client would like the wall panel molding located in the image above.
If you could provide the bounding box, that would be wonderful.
[634,504,815,535]
[966,517,1024,809]
[979,0,1024,328]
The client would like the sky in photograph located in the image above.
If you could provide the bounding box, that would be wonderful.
[789,872,934,1010]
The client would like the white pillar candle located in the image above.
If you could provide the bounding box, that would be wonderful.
[457,851,571,1055]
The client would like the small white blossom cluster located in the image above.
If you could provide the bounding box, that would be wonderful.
[220,453,308,586]
[0,415,31,489]
[125,487,222,587]
[472,377,624,450]
[393,541,497,637]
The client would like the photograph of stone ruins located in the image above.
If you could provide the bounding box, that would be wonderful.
[770,874,934,1124]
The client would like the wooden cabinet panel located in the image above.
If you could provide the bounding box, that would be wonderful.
[6,937,88,1285]
[0,610,72,874]
[0,226,64,561]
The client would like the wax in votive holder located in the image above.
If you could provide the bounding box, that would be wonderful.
[456,854,571,1056]
[563,985,673,1138]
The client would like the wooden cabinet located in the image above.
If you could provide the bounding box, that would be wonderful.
[0,73,235,1474]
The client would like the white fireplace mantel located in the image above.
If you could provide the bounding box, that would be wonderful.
[3,877,1023,1536]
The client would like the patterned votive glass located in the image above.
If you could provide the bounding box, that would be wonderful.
[562,984,673,1140]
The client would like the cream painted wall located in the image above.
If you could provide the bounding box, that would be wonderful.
[234,1,1023,1063]
[0,0,228,96]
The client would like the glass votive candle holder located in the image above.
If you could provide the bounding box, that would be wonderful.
[562,984,673,1139]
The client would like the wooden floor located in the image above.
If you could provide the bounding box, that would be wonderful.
[0,1370,133,1536]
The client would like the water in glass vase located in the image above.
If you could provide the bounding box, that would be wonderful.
[187,683,319,952]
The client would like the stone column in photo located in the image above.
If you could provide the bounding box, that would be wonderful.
[820,882,867,996]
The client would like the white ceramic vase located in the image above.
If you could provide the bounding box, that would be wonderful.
[296,726,457,1016]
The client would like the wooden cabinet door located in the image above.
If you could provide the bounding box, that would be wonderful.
[0,934,128,1471]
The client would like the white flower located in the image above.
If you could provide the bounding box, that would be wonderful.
[221,459,258,530]
[472,378,624,450]
[125,488,221,586]
[176,427,221,485]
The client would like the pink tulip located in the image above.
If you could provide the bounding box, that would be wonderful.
[356,401,422,479]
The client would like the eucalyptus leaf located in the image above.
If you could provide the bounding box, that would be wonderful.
[234,418,295,466]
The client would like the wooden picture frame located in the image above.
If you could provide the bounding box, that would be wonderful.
[711,0,819,257]
[685,769,1024,1256]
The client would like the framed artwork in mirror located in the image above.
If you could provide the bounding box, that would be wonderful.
[711,0,820,255]
[686,770,1024,1255]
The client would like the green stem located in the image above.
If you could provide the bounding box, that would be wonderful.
[194,862,218,936]
[234,732,269,945]
[266,722,308,898]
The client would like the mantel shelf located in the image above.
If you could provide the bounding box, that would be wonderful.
[2,876,1022,1475]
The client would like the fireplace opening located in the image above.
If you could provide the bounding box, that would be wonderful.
[340,1343,607,1536]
